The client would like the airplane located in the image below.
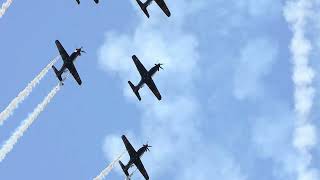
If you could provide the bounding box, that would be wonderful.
[119,135,152,180]
[136,0,171,18]
[128,55,163,101]
[75,0,99,4]
[52,40,85,85]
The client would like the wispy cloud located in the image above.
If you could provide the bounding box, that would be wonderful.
[98,0,245,179]
[233,38,278,100]
[97,0,320,180]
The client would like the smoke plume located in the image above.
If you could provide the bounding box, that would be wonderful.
[93,151,125,180]
[0,56,59,126]
[284,0,319,179]
[0,83,62,162]
[0,0,13,18]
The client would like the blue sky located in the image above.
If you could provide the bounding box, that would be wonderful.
[0,0,319,180]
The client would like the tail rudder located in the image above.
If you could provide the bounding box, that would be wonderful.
[128,81,141,101]
[136,0,150,18]
[119,161,129,176]
[52,66,63,81]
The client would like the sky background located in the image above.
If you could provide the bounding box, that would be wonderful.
[0,0,319,180]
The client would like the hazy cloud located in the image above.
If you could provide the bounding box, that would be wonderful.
[98,0,246,179]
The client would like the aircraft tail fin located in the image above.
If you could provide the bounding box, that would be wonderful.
[136,0,150,18]
[52,65,63,82]
[128,81,141,101]
[119,161,129,176]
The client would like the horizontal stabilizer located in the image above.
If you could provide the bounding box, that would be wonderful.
[128,81,141,101]
[136,0,150,18]
[52,66,63,81]
[119,161,129,176]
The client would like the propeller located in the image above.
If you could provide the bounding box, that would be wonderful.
[76,47,86,55]
[80,47,86,53]
[144,142,152,152]
[155,63,164,71]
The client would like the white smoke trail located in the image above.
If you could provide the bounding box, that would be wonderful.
[0,0,13,18]
[0,56,59,126]
[0,83,61,162]
[125,168,137,180]
[93,151,126,180]
[284,0,319,180]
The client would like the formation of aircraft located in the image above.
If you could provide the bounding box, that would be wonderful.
[75,0,99,4]
[136,0,171,18]
[73,0,171,18]
[51,1,171,179]
[119,135,152,180]
[52,40,85,85]
[128,55,163,101]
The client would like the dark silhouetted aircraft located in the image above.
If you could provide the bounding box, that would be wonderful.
[75,0,99,4]
[119,135,152,180]
[128,55,163,101]
[136,0,171,18]
[52,40,85,85]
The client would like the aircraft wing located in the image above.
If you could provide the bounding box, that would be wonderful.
[154,0,171,17]
[121,135,137,158]
[134,158,149,180]
[67,63,82,85]
[132,55,148,77]
[146,78,162,100]
[55,40,70,62]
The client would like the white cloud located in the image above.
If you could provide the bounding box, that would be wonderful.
[233,38,278,100]
[247,0,282,17]
[97,1,320,180]
[98,0,246,179]
[178,145,247,180]
[251,104,297,179]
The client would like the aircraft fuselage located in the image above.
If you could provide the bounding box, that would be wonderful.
[137,65,159,89]
[145,0,153,6]
[57,51,81,72]
[125,146,148,168]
